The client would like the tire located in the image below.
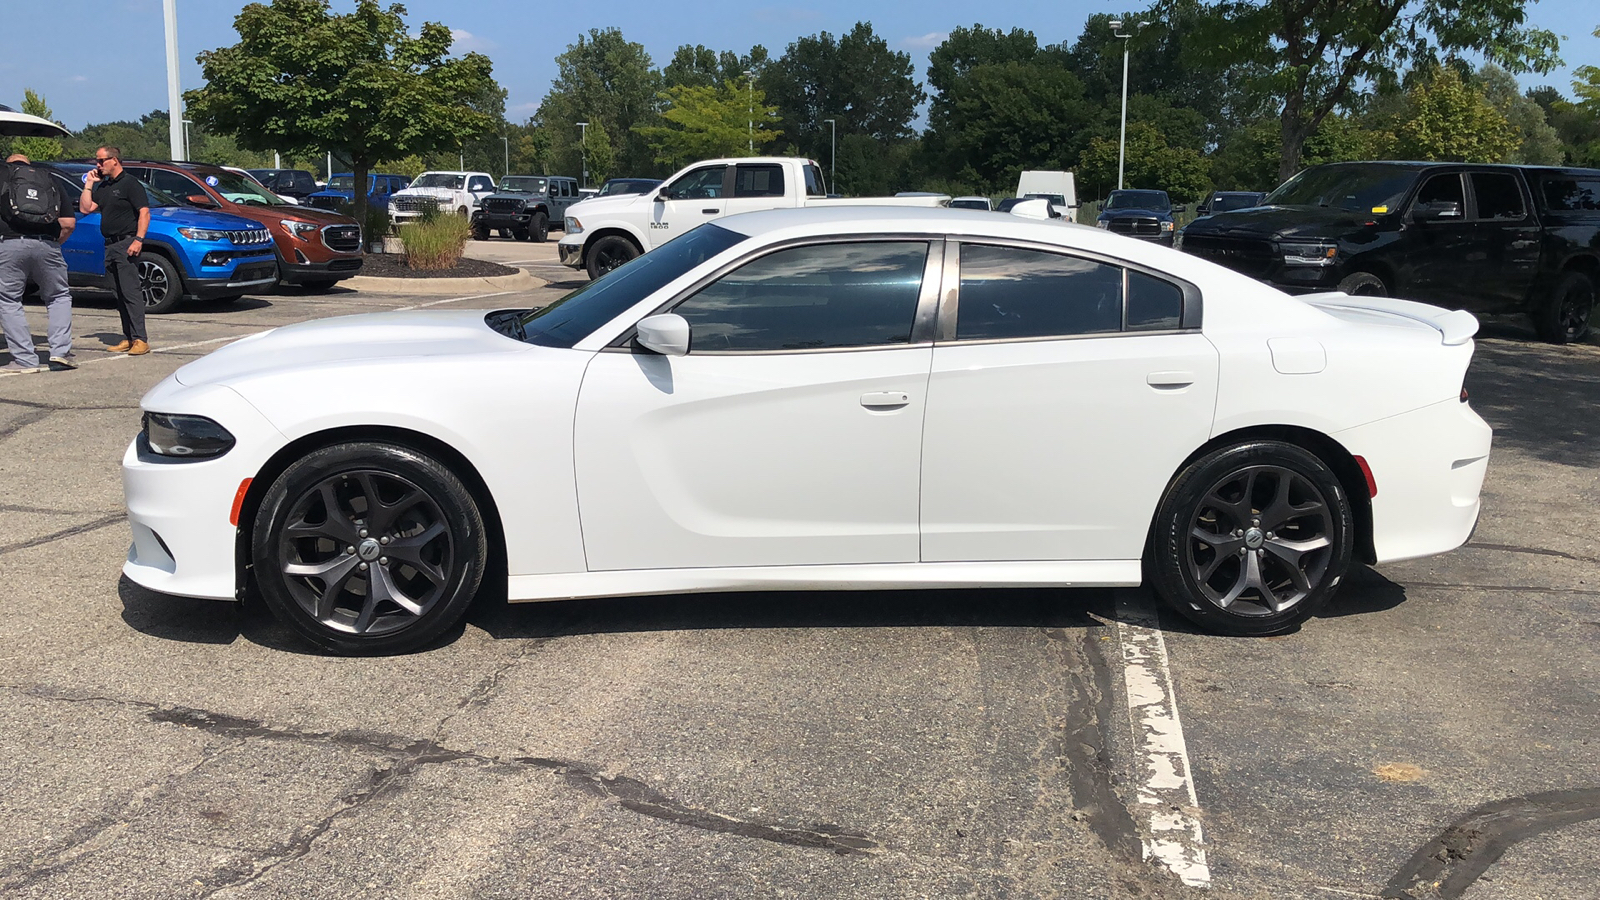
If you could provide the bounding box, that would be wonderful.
[457,206,469,217]
[1336,271,1387,297]
[251,441,488,655]
[1150,441,1354,636]
[298,279,339,293]
[1533,271,1594,344]
[138,253,184,314]
[471,218,490,241]
[585,235,640,280]
[530,211,549,243]
[512,227,530,242]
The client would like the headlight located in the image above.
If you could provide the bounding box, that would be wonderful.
[284,220,319,241]
[564,217,582,234]
[1095,220,1109,229]
[176,227,227,242]
[143,412,235,459]
[1161,221,1175,231]
[1280,242,1338,266]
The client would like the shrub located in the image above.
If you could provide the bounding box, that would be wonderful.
[400,211,470,270]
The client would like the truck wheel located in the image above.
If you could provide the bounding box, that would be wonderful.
[1533,271,1594,344]
[1336,272,1386,296]
[585,236,639,279]
[531,212,549,243]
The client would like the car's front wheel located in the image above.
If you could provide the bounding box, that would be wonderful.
[585,235,639,280]
[138,253,184,314]
[1150,441,1353,635]
[252,442,487,655]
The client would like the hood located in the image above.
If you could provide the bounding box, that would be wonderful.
[173,310,525,387]
[268,205,357,225]
[1181,205,1379,240]
[394,186,461,200]
[1099,207,1174,220]
[566,192,650,218]
[147,205,263,231]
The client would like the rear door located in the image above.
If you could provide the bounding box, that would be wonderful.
[51,172,104,279]
[1466,170,1541,311]
[722,163,791,216]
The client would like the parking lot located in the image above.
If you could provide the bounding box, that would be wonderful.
[1,244,1598,899]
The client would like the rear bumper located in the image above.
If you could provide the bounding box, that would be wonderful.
[1334,397,1493,564]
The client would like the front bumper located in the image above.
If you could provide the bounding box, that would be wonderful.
[275,249,364,284]
[559,241,584,268]
[1335,396,1492,564]
[185,252,280,299]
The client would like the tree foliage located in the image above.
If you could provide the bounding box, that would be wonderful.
[10,90,64,161]
[1476,64,1563,164]
[185,0,502,222]
[763,22,924,164]
[535,28,660,180]
[634,83,781,170]
[927,60,1094,194]
[1077,121,1210,201]
[1390,66,1520,162]
[662,44,769,90]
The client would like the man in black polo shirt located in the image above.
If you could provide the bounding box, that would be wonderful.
[0,153,78,375]
[80,145,151,354]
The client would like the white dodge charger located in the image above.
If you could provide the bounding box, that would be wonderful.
[122,207,1491,654]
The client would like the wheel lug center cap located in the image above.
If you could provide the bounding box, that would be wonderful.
[357,538,382,561]
[1244,528,1266,550]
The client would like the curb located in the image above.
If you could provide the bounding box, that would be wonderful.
[342,269,545,295]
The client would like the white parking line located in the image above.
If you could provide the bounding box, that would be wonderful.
[1115,592,1211,888]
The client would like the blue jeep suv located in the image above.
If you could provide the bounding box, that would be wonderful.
[44,163,278,313]
[304,172,409,212]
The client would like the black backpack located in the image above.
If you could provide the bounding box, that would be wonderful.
[1,163,62,229]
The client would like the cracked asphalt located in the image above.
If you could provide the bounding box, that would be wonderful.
[0,241,1597,898]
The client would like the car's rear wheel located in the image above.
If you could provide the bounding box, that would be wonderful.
[1336,271,1387,296]
[1533,271,1594,344]
[585,235,639,280]
[138,253,184,314]
[1150,441,1353,635]
[252,442,487,655]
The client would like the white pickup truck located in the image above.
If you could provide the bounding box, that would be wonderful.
[558,157,949,278]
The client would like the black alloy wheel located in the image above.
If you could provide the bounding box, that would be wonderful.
[1534,271,1594,344]
[138,254,183,313]
[252,442,486,655]
[1336,271,1387,297]
[585,235,639,280]
[531,211,549,243]
[1151,441,1353,635]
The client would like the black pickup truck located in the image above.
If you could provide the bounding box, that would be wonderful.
[1178,161,1600,342]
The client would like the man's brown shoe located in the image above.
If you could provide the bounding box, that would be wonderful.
[128,340,151,356]
[107,340,132,353]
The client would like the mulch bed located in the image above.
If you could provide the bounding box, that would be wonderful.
[359,253,519,279]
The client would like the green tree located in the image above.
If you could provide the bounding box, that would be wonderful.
[1530,84,1600,167]
[928,60,1095,194]
[1390,66,1520,162]
[185,0,503,223]
[1576,26,1600,109]
[1171,0,1560,181]
[536,29,661,179]
[11,90,64,161]
[763,22,924,165]
[663,44,769,90]
[634,83,781,169]
[1477,63,1563,164]
[1078,121,1210,201]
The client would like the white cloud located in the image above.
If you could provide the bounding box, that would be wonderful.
[901,32,948,50]
[71,75,89,83]
[450,28,496,53]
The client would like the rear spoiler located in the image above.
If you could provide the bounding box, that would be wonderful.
[1298,292,1479,346]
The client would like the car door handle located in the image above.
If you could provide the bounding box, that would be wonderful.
[1510,239,1537,249]
[861,391,911,409]
[1146,371,1195,388]
[702,208,720,214]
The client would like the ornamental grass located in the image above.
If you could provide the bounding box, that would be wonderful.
[401,203,471,270]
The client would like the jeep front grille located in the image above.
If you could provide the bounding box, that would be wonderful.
[228,229,273,246]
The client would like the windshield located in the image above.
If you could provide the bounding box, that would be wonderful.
[500,177,547,193]
[491,224,748,348]
[1265,164,1418,212]
[203,170,287,206]
[411,173,465,189]
[1211,194,1262,213]
[328,175,370,192]
[1107,191,1170,211]
[950,199,990,210]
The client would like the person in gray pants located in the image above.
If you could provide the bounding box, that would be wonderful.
[0,153,77,375]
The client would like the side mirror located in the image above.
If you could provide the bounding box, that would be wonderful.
[654,189,672,202]
[186,194,218,208]
[1096,201,1105,210]
[635,313,690,357]
[1412,200,1463,222]
[1174,204,1187,213]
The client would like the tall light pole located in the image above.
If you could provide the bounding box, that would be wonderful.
[822,118,836,192]
[162,0,183,160]
[745,70,754,152]
[577,122,589,188]
[502,135,509,179]
[1110,19,1141,191]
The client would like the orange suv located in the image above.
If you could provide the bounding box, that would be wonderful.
[117,160,364,290]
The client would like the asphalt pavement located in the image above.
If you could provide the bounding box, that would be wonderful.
[0,242,1596,899]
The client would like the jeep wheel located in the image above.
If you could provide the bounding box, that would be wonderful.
[470,219,490,241]
[531,212,549,243]
[138,253,184,314]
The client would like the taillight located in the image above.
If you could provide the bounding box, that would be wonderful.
[1460,388,1469,403]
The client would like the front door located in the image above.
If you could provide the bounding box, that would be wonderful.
[919,242,1219,563]
[573,239,938,571]
[1399,172,1476,305]
[646,164,729,250]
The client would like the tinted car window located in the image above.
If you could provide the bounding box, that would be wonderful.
[1540,176,1600,211]
[1127,271,1183,330]
[1414,173,1464,209]
[665,166,726,200]
[673,242,928,352]
[147,169,203,198]
[1470,173,1524,220]
[956,245,1122,341]
[804,165,826,198]
[734,165,784,198]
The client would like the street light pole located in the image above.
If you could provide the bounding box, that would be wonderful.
[745,70,754,152]
[502,135,509,179]
[822,118,836,192]
[1111,19,1139,191]
[577,122,589,188]
[163,0,183,161]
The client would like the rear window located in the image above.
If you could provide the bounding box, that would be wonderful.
[1540,175,1600,211]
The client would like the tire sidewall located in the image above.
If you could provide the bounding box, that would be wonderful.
[1536,272,1594,344]
[140,253,183,314]
[251,442,487,655]
[585,236,638,280]
[1336,271,1386,297]
[1151,441,1354,635]
[532,211,549,243]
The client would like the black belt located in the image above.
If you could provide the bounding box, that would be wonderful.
[0,233,53,241]
[104,234,137,245]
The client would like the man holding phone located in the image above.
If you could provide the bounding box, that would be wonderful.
[80,146,151,354]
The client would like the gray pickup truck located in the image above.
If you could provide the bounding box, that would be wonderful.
[472,175,580,242]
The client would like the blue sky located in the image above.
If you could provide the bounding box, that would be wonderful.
[3,0,1596,130]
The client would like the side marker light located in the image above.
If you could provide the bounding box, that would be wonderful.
[1352,456,1377,499]
[229,478,253,526]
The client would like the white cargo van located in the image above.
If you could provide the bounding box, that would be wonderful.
[1015,171,1079,223]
